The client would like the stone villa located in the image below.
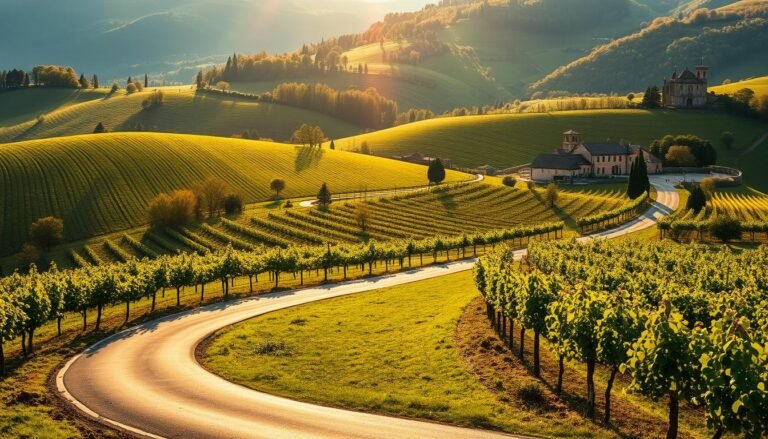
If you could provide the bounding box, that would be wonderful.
[662,63,709,108]
[529,130,662,182]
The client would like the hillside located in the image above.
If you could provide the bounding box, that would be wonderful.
[0,132,466,256]
[709,75,768,97]
[228,0,695,112]
[532,1,768,94]
[332,108,768,184]
[0,88,362,143]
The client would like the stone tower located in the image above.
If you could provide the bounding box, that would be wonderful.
[561,129,581,153]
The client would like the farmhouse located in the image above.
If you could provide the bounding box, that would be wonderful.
[530,130,662,182]
[662,63,709,108]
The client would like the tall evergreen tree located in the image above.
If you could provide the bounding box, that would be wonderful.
[91,74,99,89]
[23,73,30,87]
[196,70,203,89]
[627,156,640,199]
[687,184,707,213]
[329,140,335,150]
[79,74,89,89]
[127,76,132,86]
[94,122,106,133]
[317,183,332,207]
[637,149,650,195]
[144,73,148,88]
[427,158,446,185]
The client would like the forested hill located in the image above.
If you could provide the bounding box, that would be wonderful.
[531,1,768,94]
[209,0,754,110]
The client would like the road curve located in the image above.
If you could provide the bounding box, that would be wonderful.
[58,175,692,439]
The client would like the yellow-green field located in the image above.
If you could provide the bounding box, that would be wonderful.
[53,182,629,270]
[331,109,768,174]
[0,132,467,256]
[709,76,768,98]
[0,87,362,143]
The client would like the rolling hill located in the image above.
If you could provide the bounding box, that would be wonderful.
[709,75,768,97]
[0,132,467,256]
[332,108,768,185]
[0,87,362,143]
[532,0,768,94]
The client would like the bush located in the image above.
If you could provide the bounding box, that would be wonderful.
[126,83,137,93]
[223,193,244,214]
[284,200,293,209]
[28,216,64,250]
[148,190,197,227]
[709,216,742,243]
[502,176,516,188]
[516,382,549,410]
[141,90,164,110]
[216,81,230,91]
[687,184,707,213]
[110,82,120,93]
[544,183,559,207]
[133,81,144,92]
[19,243,41,268]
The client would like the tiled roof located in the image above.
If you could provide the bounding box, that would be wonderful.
[582,143,630,155]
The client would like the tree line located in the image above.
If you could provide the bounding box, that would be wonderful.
[476,239,768,438]
[0,220,564,377]
[0,66,100,90]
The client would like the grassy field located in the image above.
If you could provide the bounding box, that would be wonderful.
[331,109,768,175]
[0,132,467,257]
[0,87,362,143]
[202,270,708,438]
[46,182,630,270]
[709,76,768,97]
[202,272,601,438]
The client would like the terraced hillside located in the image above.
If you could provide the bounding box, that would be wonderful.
[0,87,362,143]
[332,109,767,176]
[0,132,467,256]
[58,183,631,269]
[708,187,768,221]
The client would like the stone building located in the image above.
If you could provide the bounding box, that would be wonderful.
[662,63,709,108]
[529,130,662,182]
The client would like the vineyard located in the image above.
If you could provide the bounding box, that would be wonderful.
[475,239,768,438]
[61,183,632,268]
[0,87,361,143]
[0,132,467,256]
[659,187,768,241]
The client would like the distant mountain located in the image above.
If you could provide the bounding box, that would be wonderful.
[531,1,768,94]
[0,0,432,82]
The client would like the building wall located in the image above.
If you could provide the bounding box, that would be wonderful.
[531,168,577,181]
[663,81,707,107]
[592,154,629,176]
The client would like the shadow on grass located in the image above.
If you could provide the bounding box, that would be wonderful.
[294,146,324,172]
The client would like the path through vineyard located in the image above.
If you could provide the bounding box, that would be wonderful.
[59,174,697,438]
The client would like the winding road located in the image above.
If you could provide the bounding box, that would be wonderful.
[58,174,698,439]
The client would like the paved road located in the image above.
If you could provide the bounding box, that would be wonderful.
[58,174,696,439]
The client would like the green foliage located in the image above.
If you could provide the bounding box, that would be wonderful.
[291,124,325,147]
[427,158,446,185]
[708,216,742,243]
[544,184,559,207]
[641,86,661,109]
[28,216,64,251]
[686,184,707,214]
[317,183,332,206]
[502,176,516,187]
[720,131,735,150]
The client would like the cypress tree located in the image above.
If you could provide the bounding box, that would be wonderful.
[427,158,446,185]
[637,149,650,195]
[23,73,30,87]
[329,140,335,150]
[687,184,707,213]
[627,156,639,199]
[92,74,99,89]
[94,122,106,133]
[144,73,148,88]
[317,183,332,207]
[79,74,89,89]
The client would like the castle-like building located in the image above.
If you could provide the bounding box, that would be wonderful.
[662,63,709,108]
[529,130,662,182]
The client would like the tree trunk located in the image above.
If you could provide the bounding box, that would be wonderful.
[27,329,34,353]
[586,359,596,419]
[556,355,564,395]
[176,287,181,306]
[151,290,157,311]
[201,283,205,302]
[711,427,724,439]
[0,341,4,377]
[509,320,514,350]
[533,331,540,377]
[96,304,103,331]
[125,301,130,322]
[324,266,328,281]
[300,271,304,285]
[249,275,253,292]
[519,327,525,358]
[667,395,679,439]
[500,315,506,339]
[343,265,347,279]
[274,271,279,287]
[21,331,27,357]
[368,262,372,275]
[57,316,62,336]
[604,366,618,424]
[82,309,87,331]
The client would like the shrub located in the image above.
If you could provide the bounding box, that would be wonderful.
[665,145,697,167]
[699,177,717,197]
[544,183,559,207]
[516,383,549,410]
[216,81,230,91]
[223,193,244,214]
[126,83,137,93]
[284,200,294,209]
[720,131,735,150]
[133,81,144,92]
[709,216,742,243]
[686,184,707,213]
[148,190,197,227]
[270,178,286,199]
[141,90,164,110]
[110,82,120,93]
[28,216,64,250]
[19,243,41,267]
[195,177,229,218]
[502,176,516,187]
